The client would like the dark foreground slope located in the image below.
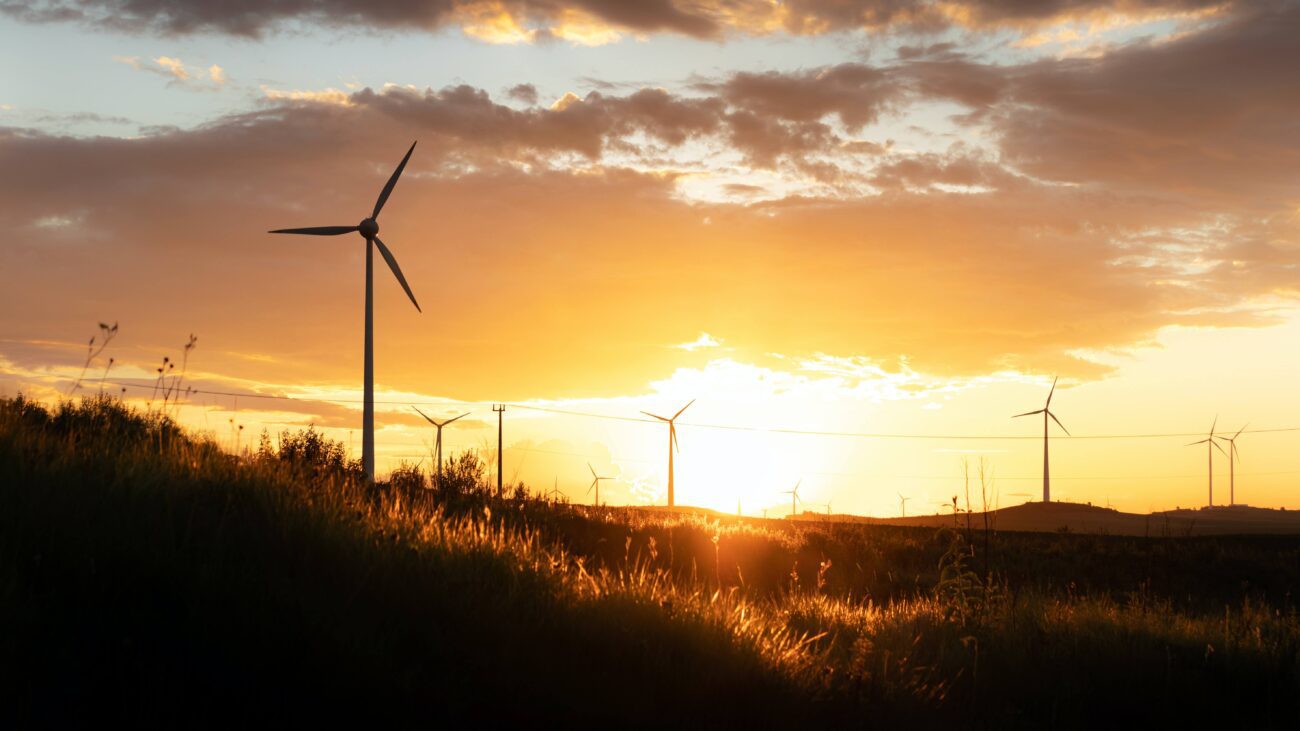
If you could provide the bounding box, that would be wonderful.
[0,397,817,727]
[3,397,1299,728]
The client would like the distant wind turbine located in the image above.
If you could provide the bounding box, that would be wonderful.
[1013,376,1070,502]
[641,399,694,508]
[269,141,422,482]
[899,493,910,518]
[587,462,613,506]
[1216,424,1247,506]
[412,407,470,479]
[1187,416,1226,507]
[782,479,802,519]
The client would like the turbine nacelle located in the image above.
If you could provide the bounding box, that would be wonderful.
[359,217,379,238]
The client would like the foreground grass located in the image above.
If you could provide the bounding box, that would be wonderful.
[2,396,1298,727]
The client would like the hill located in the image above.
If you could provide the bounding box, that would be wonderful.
[843,501,1300,536]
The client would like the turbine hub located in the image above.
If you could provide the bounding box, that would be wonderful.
[359,218,379,238]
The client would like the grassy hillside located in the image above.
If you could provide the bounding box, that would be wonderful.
[3,396,1299,727]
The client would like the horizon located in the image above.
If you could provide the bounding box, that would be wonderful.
[4,0,1300,517]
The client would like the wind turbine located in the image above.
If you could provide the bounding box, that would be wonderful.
[899,493,910,518]
[1216,424,1247,506]
[1012,376,1070,502]
[641,399,694,508]
[781,479,802,519]
[1187,416,1226,508]
[412,407,470,480]
[587,462,613,506]
[269,141,422,483]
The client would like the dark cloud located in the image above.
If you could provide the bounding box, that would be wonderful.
[504,83,539,106]
[0,0,1245,39]
[992,1,1300,212]
[703,64,901,132]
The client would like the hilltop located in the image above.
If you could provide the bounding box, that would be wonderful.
[811,501,1300,537]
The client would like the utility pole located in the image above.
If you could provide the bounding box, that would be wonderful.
[492,404,505,497]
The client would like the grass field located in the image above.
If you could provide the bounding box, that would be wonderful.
[3,395,1299,727]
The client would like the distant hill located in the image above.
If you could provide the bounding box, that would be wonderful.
[790,501,1300,536]
[626,501,1300,536]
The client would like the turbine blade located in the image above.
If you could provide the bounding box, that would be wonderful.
[372,237,421,313]
[1210,414,1218,436]
[1048,410,1070,436]
[794,479,801,494]
[641,411,670,422]
[411,406,436,425]
[373,140,417,219]
[673,398,696,421]
[1046,375,1058,407]
[1212,440,1227,456]
[268,226,359,236]
[1234,424,1247,439]
[445,412,471,425]
[589,462,597,479]
[1186,439,1209,446]
[587,479,596,494]
[1012,409,1045,418]
[671,423,680,453]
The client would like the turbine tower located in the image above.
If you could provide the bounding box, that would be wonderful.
[269,141,422,482]
[1216,424,1246,506]
[641,399,694,508]
[781,479,802,519]
[587,462,613,506]
[1187,416,1226,508]
[1012,376,1070,502]
[412,407,470,479]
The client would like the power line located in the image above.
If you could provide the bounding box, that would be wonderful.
[37,377,1300,443]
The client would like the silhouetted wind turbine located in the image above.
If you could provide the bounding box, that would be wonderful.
[899,493,910,518]
[781,479,802,518]
[1216,424,1247,506]
[587,462,613,506]
[1012,377,1069,502]
[412,407,469,479]
[1187,416,1226,507]
[269,141,422,482]
[641,399,694,508]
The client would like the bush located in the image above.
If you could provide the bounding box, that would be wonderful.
[256,426,361,478]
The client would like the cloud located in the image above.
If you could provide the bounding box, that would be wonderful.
[1,0,1238,40]
[674,333,722,351]
[2,13,1298,398]
[505,83,539,106]
[113,54,227,90]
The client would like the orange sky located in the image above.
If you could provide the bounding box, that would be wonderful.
[3,0,1299,515]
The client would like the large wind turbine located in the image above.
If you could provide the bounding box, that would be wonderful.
[782,479,802,519]
[269,141,422,482]
[587,462,613,506]
[899,493,910,518]
[1216,424,1247,506]
[1187,416,1226,508]
[412,407,470,478]
[641,399,694,508]
[1012,376,1070,502]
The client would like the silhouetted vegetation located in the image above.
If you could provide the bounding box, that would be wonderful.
[3,395,1298,727]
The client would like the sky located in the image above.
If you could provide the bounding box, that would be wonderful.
[3,0,1299,517]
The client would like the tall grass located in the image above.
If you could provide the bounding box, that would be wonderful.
[2,395,1298,727]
